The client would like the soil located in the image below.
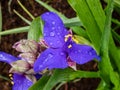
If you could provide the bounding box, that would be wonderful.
[0,0,100,90]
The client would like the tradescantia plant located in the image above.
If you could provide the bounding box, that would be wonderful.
[0,0,120,90]
[34,12,100,72]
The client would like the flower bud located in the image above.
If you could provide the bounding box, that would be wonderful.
[13,39,39,53]
[19,53,36,66]
[67,57,76,70]
[10,60,30,73]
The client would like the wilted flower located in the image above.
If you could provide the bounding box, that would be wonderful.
[34,12,100,72]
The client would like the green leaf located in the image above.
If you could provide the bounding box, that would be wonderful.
[68,0,105,52]
[99,0,119,89]
[64,17,82,27]
[35,0,67,20]
[0,75,11,81]
[0,26,29,36]
[71,26,89,39]
[29,75,50,90]
[44,68,100,90]
[112,30,120,44]
[114,0,120,8]
[28,17,43,41]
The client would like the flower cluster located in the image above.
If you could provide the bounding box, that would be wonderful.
[0,39,41,90]
[0,12,100,90]
[33,12,100,72]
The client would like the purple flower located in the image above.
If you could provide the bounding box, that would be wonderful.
[33,12,100,72]
[0,51,39,90]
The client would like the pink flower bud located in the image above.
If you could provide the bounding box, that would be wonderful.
[19,53,36,66]
[13,39,39,53]
[10,60,30,73]
[67,57,77,70]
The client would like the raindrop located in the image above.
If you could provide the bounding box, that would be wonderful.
[74,51,77,54]
[78,50,81,53]
[88,52,92,55]
[52,21,55,25]
[57,41,60,44]
[60,52,64,55]
[58,26,61,29]
[39,65,43,68]
[50,43,53,45]
[48,53,53,58]
[46,12,50,15]
[52,27,55,30]
[50,32,55,37]
[44,33,46,36]
[57,33,60,35]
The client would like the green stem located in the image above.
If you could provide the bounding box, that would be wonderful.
[17,0,35,19]
[13,9,31,25]
[0,26,29,36]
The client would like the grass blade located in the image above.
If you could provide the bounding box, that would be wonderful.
[0,2,2,42]
[0,26,29,36]
[99,0,119,89]
[13,9,31,25]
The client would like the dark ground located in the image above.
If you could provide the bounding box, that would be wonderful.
[0,0,100,90]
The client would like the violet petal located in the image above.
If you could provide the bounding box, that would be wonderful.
[34,48,68,72]
[41,12,68,48]
[68,43,100,64]
[12,74,33,90]
[0,51,19,64]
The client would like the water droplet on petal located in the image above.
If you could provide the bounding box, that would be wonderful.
[46,12,49,15]
[58,26,61,29]
[75,51,77,53]
[48,53,53,58]
[88,52,92,55]
[57,33,60,35]
[50,43,53,45]
[57,41,60,44]
[52,27,55,30]
[44,33,46,36]
[78,50,81,53]
[52,21,55,25]
[50,32,55,37]
[60,52,64,55]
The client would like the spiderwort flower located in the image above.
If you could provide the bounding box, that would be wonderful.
[0,51,33,90]
[33,12,100,72]
[0,39,41,90]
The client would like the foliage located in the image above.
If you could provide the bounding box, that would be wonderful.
[1,0,120,90]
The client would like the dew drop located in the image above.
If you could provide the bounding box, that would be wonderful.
[46,12,50,15]
[57,33,60,35]
[44,33,46,36]
[52,21,55,25]
[88,52,92,55]
[78,50,81,53]
[52,27,55,30]
[50,32,55,37]
[57,41,60,44]
[39,65,43,68]
[60,52,64,55]
[48,53,53,58]
[58,26,61,29]
[50,43,53,45]
[75,51,77,53]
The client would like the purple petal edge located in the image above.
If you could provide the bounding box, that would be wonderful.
[41,12,68,48]
[68,43,100,64]
[13,74,33,90]
[0,51,19,64]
